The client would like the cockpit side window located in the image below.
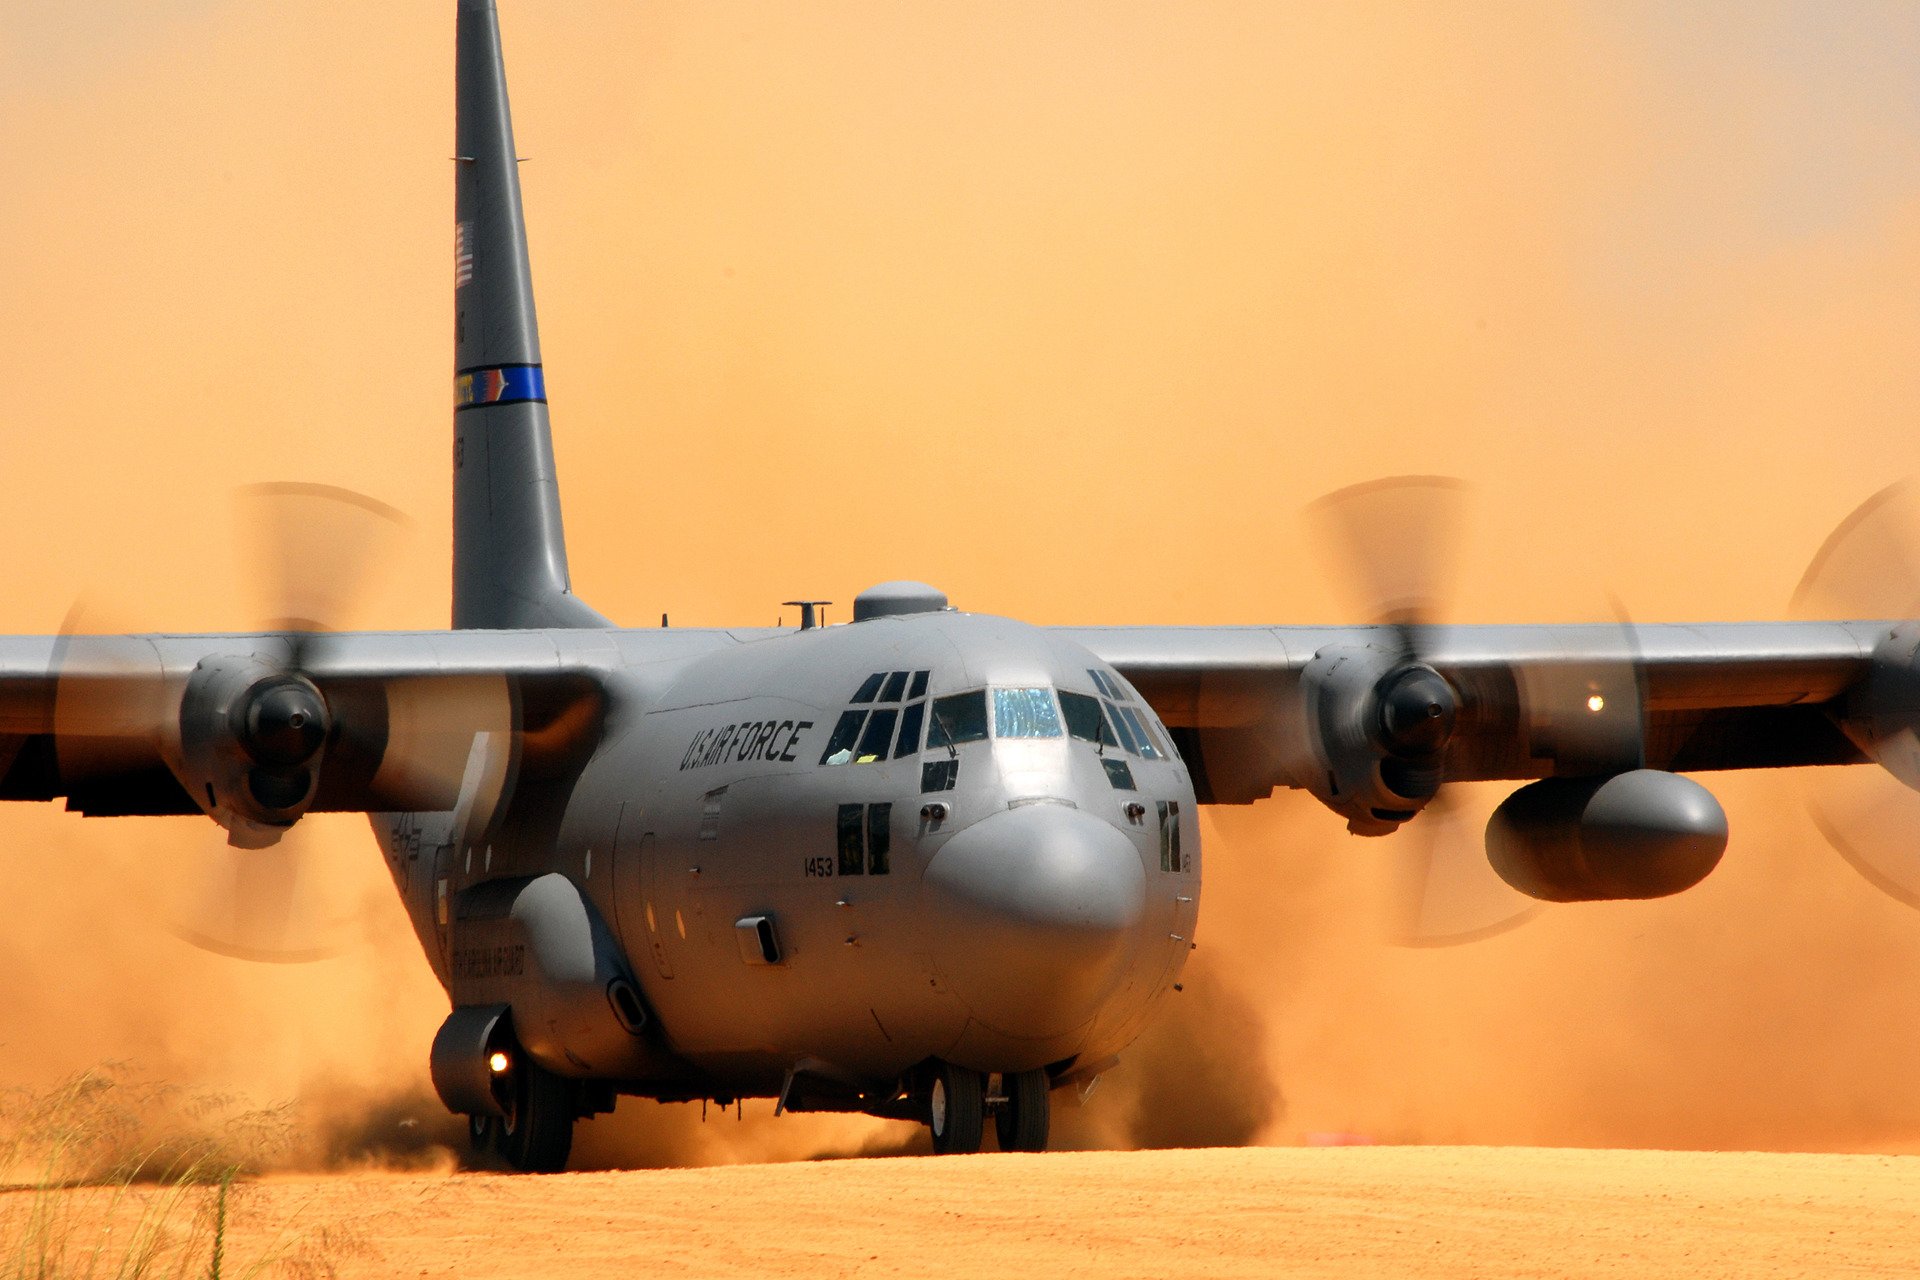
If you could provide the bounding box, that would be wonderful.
[1102,698,1141,755]
[1116,705,1163,760]
[819,710,867,765]
[929,690,989,747]
[825,670,936,765]
[993,687,1063,738]
[1059,691,1117,746]
[854,708,898,764]
[894,700,926,759]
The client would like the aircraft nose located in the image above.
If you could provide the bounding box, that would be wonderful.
[923,803,1147,1039]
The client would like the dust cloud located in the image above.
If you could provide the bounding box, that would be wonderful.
[6,0,1920,1172]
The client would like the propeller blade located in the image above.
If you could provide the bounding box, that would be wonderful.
[1305,474,1469,648]
[1805,765,1920,910]
[1791,479,1920,907]
[166,824,357,963]
[1511,599,1647,778]
[1303,474,1644,945]
[1791,480,1920,621]
[49,597,169,791]
[1382,786,1544,946]
[164,483,412,961]
[233,481,412,667]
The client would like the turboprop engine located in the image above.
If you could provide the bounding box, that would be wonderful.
[1485,769,1728,902]
[1840,623,1920,788]
[1299,644,1458,835]
[165,656,329,848]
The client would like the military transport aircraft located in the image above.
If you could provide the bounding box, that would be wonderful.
[7,0,1918,1172]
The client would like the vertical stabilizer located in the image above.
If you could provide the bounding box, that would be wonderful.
[452,0,606,630]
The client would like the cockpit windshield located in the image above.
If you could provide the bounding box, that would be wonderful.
[993,687,1064,738]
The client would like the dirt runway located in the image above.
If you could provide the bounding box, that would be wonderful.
[26,1145,1916,1278]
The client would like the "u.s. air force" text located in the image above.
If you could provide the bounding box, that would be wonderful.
[680,719,814,771]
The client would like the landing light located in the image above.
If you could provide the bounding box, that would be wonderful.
[488,1051,511,1074]
[1586,694,1606,713]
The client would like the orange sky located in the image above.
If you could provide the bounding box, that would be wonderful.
[4,1,1920,1163]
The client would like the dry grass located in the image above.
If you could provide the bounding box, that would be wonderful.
[0,1068,317,1280]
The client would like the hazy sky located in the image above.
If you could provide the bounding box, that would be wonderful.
[7,2,1920,1157]
[4,0,1920,633]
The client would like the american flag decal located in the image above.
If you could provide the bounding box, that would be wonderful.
[455,364,546,409]
[455,220,474,288]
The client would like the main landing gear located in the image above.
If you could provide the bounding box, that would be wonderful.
[468,1053,575,1173]
[923,1061,1051,1154]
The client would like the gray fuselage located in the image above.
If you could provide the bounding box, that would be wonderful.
[378,608,1199,1101]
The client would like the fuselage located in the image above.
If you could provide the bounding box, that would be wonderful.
[377,606,1200,1101]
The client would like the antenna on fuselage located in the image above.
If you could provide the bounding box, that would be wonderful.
[783,600,831,630]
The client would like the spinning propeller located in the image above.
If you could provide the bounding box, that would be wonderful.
[1303,476,1647,945]
[1791,480,1920,908]
[55,483,415,961]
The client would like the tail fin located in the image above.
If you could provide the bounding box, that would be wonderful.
[451,0,606,630]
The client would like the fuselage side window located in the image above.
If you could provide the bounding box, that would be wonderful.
[929,690,989,748]
[866,802,892,874]
[993,687,1063,738]
[837,803,865,875]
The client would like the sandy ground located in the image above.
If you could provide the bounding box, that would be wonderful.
[18,1145,1920,1279]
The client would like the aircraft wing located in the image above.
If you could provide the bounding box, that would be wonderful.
[1062,620,1885,806]
[0,627,743,823]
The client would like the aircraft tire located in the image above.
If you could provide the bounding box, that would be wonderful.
[927,1062,985,1155]
[467,1114,495,1161]
[495,1060,574,1173]
[994,1070,1050,1152]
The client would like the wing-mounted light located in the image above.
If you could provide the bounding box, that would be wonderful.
[167,655,331,848]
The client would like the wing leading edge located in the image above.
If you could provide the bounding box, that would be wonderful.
[1062,620,1880,804]
[0,627,751,818]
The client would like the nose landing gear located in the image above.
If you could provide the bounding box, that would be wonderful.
[994,1069,1050,1153]
[921,1061,1052,1154]
[927,1061,985,1154]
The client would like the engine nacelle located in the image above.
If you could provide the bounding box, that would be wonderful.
[1487,769,1727,902]
[1844,623,1920,790]
[165,656,329,848]
[1300,645,1457,835]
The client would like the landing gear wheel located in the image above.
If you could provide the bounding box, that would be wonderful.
[467,1113,495,1160]
[494,1060,574,1173]
[995,1070,1050,1153]
[926,1061,985,1155]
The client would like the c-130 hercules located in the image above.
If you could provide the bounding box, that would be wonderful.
[12,0,1920,1172]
